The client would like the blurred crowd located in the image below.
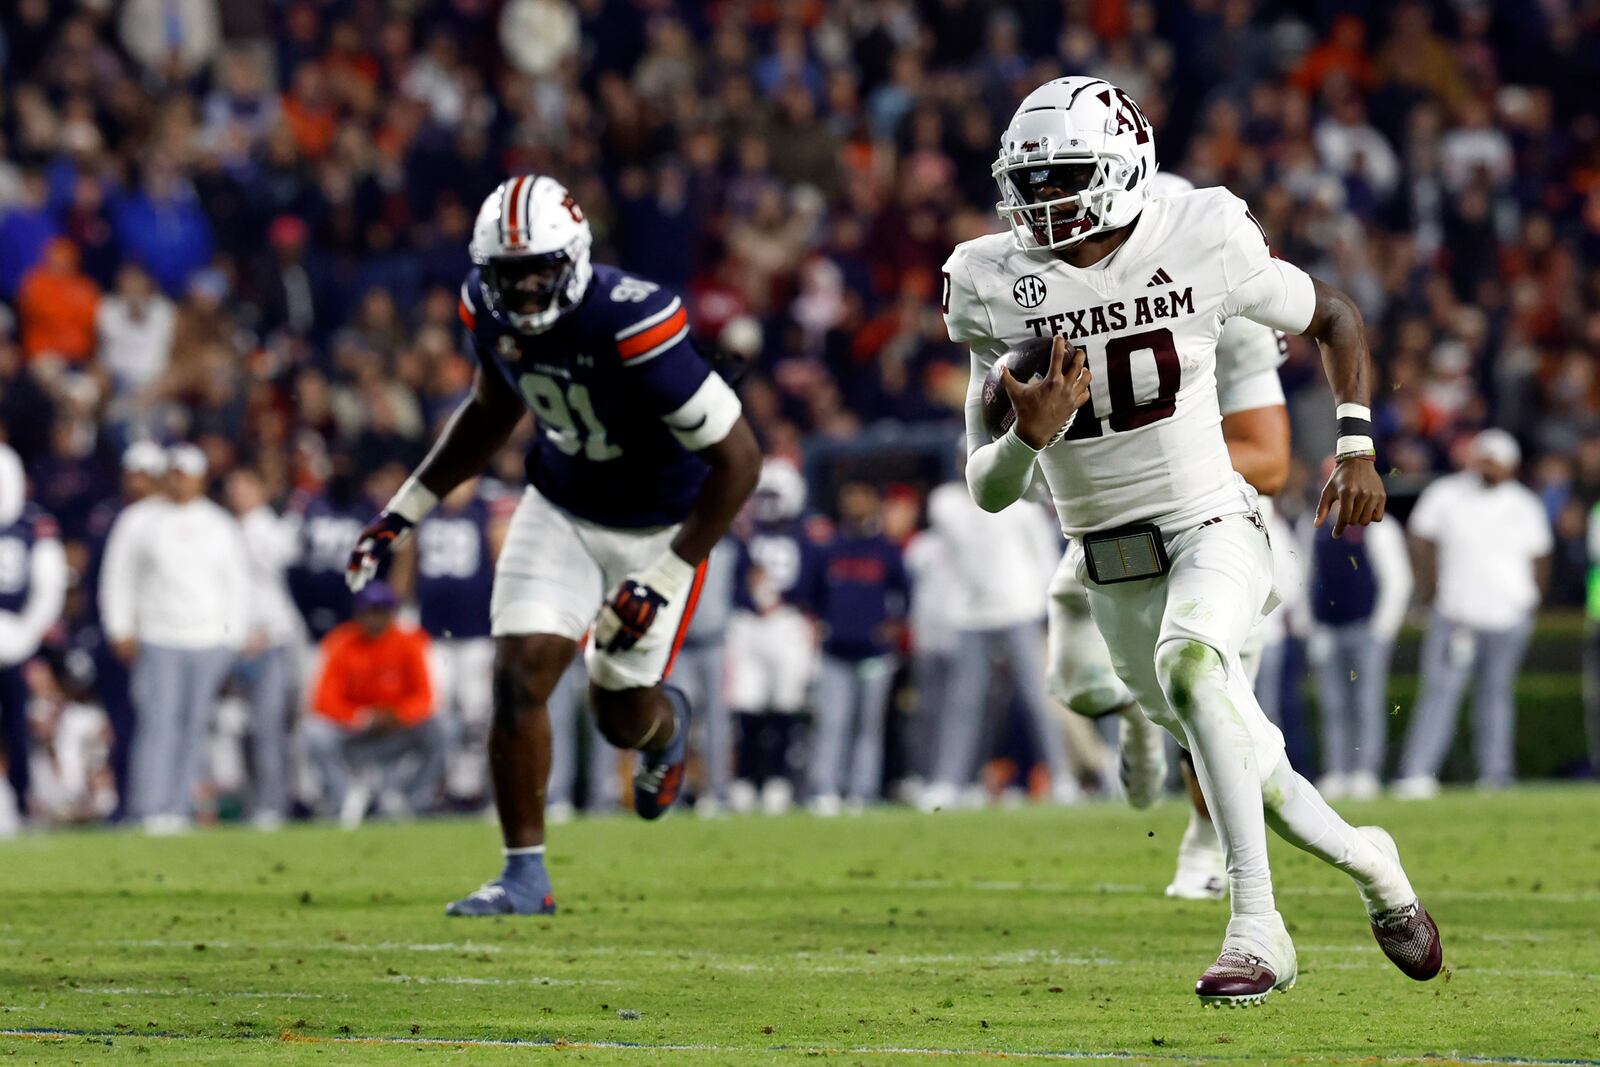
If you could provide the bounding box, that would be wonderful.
[1,0,1599,829]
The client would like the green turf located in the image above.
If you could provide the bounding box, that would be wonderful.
[2,788,1598,1066]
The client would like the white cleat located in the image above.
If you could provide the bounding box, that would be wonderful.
[727,779,758,815]
[1345,772,1381,801]
[760,778,794,816]
[1195,911,1298,1007]
[545,800,576,825]
[1316,773,1349,801]
[694,797,725,819]
[914,781,959,813]
[807,793,843,818]
[1390,776,1440,801]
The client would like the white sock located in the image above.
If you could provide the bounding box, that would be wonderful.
[503,845,545,857]
[1261,759,1413,911]
[1178,805,1220,860]
[1160,645,1276,917]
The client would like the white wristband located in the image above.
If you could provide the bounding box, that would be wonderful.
[1335,435,1376,458]
[386,475,440,524]
[635,550,697,602]
[1335,403,1372,421]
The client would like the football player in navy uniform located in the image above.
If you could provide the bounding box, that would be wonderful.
[411,479,509,806]
[726,459,817,815]
[347,175,760,916]
[0,444,68,829]
[289,456,373,642]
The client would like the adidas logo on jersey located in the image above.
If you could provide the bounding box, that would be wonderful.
[1146,267,1174,288]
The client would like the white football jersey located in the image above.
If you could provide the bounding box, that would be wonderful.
[946,187,1313,537]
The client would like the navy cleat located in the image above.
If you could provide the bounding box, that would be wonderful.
[633,686,691,820]
[446,855,556,917]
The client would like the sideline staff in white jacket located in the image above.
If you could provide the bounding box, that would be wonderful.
[100,444,250,833]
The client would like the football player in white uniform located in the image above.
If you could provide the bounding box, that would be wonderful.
[1046,171,1294,902]
[944,77,1442,1005]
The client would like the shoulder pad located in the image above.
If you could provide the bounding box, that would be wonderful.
[606,276,689,365]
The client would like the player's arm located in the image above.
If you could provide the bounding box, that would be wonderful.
[347,367,525,592]
[1219,197,1381,537]
[943,250,1087,513]
[1299,277,1388,536]
[671,418,761,566]
[1221,406,1290,496]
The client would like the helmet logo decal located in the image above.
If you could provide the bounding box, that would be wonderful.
[1013,275,1047,309]
[1097,87,1151,145]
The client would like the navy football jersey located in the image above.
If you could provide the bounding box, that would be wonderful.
[0,505,59,614]
[287,491,368,639]
[415,494,504,639]
[736,518,812,612]
[459,262,741,529]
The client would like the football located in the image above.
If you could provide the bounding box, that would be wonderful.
[980,335,1072,441]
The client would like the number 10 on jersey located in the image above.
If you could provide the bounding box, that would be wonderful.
[1063,326,1180,440]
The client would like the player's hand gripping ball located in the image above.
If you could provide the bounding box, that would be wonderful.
[981,334,1092,448]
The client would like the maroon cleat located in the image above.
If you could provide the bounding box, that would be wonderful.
[1195,950,1294,1008]
[1370,901,1444,980]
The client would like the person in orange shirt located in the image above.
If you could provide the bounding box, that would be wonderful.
[18,238,100,363]
[305,581,445,827]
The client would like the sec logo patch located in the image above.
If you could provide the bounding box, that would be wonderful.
[1012,275,1046,308]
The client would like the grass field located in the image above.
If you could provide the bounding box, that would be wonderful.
[2,787,1597,1066]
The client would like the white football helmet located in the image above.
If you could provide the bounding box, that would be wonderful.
[752,458,807,523]
[993,77,1159,251]
[469,175,593,334]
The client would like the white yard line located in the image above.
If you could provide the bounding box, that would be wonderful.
[3,1028,1598,1066]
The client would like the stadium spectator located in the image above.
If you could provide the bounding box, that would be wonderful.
[225,468,303,830]
[670,539,740,816]
[727,460,815,816]
[17,238,99,363]
[99,444,249,834]
[410,480,503,806]
[803,483,909,814]
[922,479,1074,810]
[1306,475,1414,800]
[118,0,222,83]
[1397,431,1553,797]
[305,580,444,828]
[96,264,175,401]
[0,443,68,828]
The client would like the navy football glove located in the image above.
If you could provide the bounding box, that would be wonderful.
[346,511,412,593]
[594,579,670,654]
